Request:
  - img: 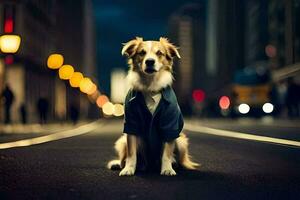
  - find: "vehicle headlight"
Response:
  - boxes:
[238,103,250,114]
[262,103,274,113]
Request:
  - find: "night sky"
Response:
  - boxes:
[92,0,205,93]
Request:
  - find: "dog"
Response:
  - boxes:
[107,37,199,176]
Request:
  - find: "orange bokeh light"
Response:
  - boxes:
[96,95,109,108]
[58,65,74,80]
[69,72,83,87]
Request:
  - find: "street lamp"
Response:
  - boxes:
[69,72,83,88]
[86,83,97,95]
[0,34,21,123]
[79,77,94,94]
[47,54,64,69]
[0,34,21,53]
[58,65,74,80]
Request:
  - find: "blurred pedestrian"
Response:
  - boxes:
[1,84,15,124]
[37,97,49,124]
[70,104,79,124]
[276,81,287,117]
[286,78,300,118]
[20,103,27,124]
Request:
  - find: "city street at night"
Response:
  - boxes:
[1,0,300,199]
[1,119,300,200]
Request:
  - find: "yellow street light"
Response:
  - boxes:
[0,34,21,53]
[58,65,74,80]
[79,77,93,93]
[96,95,109,108]
[102,102,114,116]
[69,72,83,87]
[113,104,124,117]
[47,54,64,69]
[86,83,97,95]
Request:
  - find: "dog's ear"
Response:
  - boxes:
[159,37,181,59]
[121,37,143,57]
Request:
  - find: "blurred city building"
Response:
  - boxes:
[0,0,97,123]
[55,0,98,120]
[168,1,244,115]
[169,0,300,116]
[267,0,300,82]
[168,3,206,114]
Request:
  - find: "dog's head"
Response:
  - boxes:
[121,37,181,75]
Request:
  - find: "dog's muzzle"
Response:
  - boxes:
[145,59,157,74]
[145,67,157,74]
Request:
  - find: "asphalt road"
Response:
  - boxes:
[1,119,300,200]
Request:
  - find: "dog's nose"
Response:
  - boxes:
[145,59,155,67]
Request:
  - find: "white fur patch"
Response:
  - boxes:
[107,160,120,169]
[127,70,173,92]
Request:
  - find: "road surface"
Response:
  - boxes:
[1,119,300,199]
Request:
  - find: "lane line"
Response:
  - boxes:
[184,123,300,148]
[0,120,101,150]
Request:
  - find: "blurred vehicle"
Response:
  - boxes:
[231,63,275,117]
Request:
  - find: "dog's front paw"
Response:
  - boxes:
[119,166,135,176]
[160,168,176,176]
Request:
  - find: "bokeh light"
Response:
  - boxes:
[238,103,250,114]
[79,77,93,93]
[102,102,114,116]
[96,95,109,108]
[69,72,83,87]
[265,44,277,58]
[262,103,274,113]
[86,83,97,95]
[192,89,205,103]
[219,96,230,110]
[59,65,74,80]
[0,34,21,53]
[47,54,64,69]
[113,104,124,117]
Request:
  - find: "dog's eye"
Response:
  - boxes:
[139,50,146,56]
[156,50,163,56]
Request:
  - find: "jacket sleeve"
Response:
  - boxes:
[159,103,184,142]
[123,91,139,135]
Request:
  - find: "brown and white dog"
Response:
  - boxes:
[107,37,199,176]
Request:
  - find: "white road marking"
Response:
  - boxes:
[184,123,300,148]
[0,121,101,150]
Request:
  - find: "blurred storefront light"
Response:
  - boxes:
[111,69,127,103]
[58,65,74,80]
[113,104,124,117]
[47,54,64,69]
[0,34,21,53]
[96,95,109,108]
[102,102,114,116]
[69,72,83,87]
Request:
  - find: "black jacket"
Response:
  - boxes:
[123,86,184,170]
